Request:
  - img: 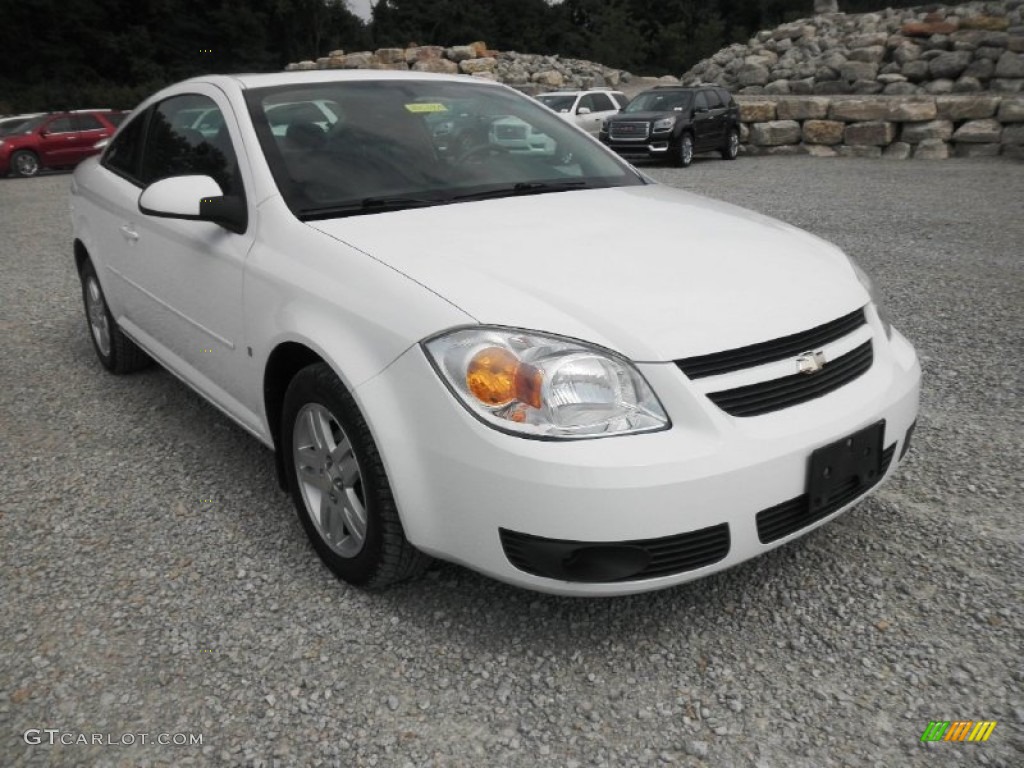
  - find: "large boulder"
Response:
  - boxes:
[829,98,890,121]
[914,138,950,158]
[994,52,1024,77]
[749,120,801,145]
[900,119,954,142]
[935,94,1000,119]
[844,120,897,146]
[460,57,496,74]
[997,97,1024,121]
[802,119,845,144]
[959,16,1010,32]
[412,58,459,74]
[840,61,879,83]
[929,51,973,79]
[952,118,1003,142]
[738,63,772,87]
[902,22,959,38]
[887,99,938,121]
[738,100,777,122]
[776,96,830,120]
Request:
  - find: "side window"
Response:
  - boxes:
[612,92,630,109]
[141,94,240,197]
[705,90,722,109]
[694,92,709,111]
[591,93,615,112]
[717,89,735,108]
[76,114,105,131]
[102,109,148,182]
[47,117,75,134]
[577,94,596,113]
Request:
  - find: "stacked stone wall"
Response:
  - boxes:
[736,94,1024,158]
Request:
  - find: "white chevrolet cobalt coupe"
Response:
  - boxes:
[70,71,920,595]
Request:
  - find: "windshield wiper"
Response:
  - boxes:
[451,180,594,202]
[297,196,444,221]
[298,182,598,220]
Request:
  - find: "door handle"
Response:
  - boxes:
[119,224,139,242]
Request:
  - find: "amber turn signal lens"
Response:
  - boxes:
[466,347,543,409]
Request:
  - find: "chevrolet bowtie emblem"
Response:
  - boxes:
[796,350,827,374]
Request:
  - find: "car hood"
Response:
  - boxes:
[609,111,678,122]
[308,184,867,361]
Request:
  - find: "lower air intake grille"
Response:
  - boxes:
[756,443,895,544]
[500,524,730,583]
[707,341,873,417]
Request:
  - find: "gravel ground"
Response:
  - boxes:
[1,157,1021,768]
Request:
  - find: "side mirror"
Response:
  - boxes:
[138,175,247,234]
[695,105,709,114]
[577,106,592,115]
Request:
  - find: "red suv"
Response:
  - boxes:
[0,110,126,178]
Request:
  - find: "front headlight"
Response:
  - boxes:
[653,117,676,132]
[424,327,670,439]
[850,259,893,339]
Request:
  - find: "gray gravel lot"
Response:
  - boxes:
[1,157,1022,768]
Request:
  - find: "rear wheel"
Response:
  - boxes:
[79,258,152,373]
[721,128,740,160]
[281,363,430,589]
[11,150,40,178]
[675,133,694,168]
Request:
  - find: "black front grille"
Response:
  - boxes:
[707,341,873,417]
[609,121,650,140]
[756,443,895,543]
[500,523,730,583]
[677,309,866,379]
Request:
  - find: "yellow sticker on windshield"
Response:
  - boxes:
[405,103,448,113]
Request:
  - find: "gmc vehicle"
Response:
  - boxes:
[600,85,740,167]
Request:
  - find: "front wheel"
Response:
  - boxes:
[11,150,40,177]
[675,133,694,168]
[721,128,740,160]
[281,363,430,589]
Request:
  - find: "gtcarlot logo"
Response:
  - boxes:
[24,729,203,746]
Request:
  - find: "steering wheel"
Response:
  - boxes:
[454,143,513,166]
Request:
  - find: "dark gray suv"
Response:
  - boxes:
[599,86,740,167]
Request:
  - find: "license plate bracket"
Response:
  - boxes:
[807,421,885,513]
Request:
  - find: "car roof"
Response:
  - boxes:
[178,70,504,92]
[539,89,622,96]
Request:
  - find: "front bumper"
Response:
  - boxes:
[355,325,920,596]
[600,134,673,158]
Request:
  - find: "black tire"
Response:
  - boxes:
[721,128,740,160]
[79,258,152,374]
[674,133,694,168]
[11,149,40,178]
[281,363,430,589]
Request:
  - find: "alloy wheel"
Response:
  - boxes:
[15,152,39,177]
[292,402,367,558]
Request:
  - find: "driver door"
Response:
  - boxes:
[119,87,259,429]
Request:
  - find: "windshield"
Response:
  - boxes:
[246,79,644,219]
[537,94,576,112]
[1,115,46,135]
[623,91,692,113]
